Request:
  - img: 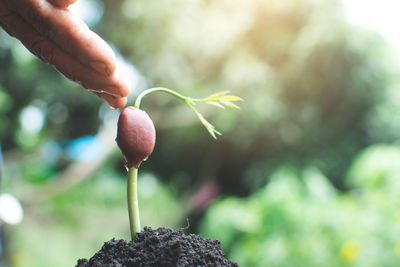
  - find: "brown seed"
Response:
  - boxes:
[115,107,156,169]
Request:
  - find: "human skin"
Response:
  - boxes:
[0,0,129,108]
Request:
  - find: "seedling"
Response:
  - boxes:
[115,87,242,240]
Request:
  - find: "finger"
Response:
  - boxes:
[86,71,130,97]
[0,11,129,97]
[93,92,127,109]
[48,0,78,8]
[8,0,116,77]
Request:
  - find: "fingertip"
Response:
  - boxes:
[119,82,130,98]
[113,96,128,109]
[94,92,127,109]
[111,70,131,97]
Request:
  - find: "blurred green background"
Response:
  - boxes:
[1,0,400,266]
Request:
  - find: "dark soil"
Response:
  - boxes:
[76,227,238,267]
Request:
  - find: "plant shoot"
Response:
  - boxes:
[116,87,242,240]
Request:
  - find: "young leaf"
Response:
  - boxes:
[220,95,244,102]
[207,91,230,99]
[189,104,222,139]
[206,101,226,109]
[221,100,241,109]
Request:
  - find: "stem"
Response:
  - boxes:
[127,167,140,240]
[134,87,209,109]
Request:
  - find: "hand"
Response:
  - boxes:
[0,0,129,108]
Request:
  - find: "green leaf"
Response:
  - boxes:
[220,95,244,102]
[206,101,226,109]
[197,112,222,139]
[221,100,241,109]
[189,104,222,139]
[207,91,230,99]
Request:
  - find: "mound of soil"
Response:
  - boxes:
[76,227,238,267]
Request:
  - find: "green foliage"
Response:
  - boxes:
[346,144,400,191]
[187,90,243,138]
[200,145,400,267]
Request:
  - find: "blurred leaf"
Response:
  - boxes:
[0,88,13,113]
[346,144,400,190]
[201,159,400,266]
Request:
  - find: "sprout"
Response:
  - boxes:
[116,87,242,240]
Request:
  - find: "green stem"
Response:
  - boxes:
[134,87,209,109]
[127,167,140,240]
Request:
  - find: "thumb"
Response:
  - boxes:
[48,0,78,8]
